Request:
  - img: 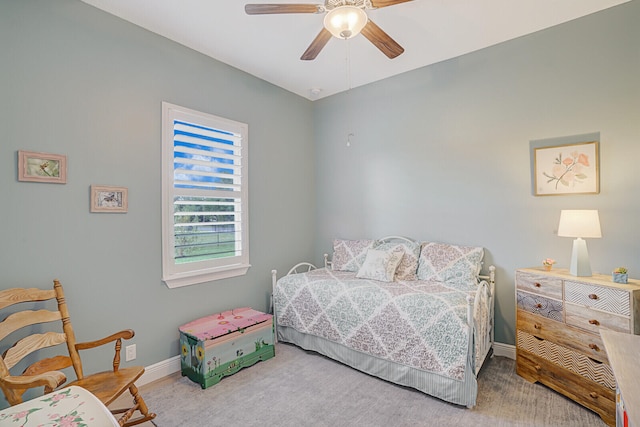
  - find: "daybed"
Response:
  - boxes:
[271,236,495,407]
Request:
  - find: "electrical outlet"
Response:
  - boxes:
[125,344,136,362]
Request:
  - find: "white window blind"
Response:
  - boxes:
[162,102,249,288]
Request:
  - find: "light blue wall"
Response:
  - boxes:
[313,1,640,345]
[1,0,639,403]
[0,0,315,385]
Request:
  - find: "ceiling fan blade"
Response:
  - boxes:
[370,0,412,8]
[360,19,404,59]
[245,4,321,15]
[301,28,332,60]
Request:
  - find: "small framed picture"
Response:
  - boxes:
[18,150,67,184]
[90,185,128,213]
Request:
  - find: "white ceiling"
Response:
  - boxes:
[80,0,629,100]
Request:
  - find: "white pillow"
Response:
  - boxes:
[374,241,420,281]
[356,248,404,282]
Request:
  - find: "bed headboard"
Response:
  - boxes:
[377,236,419,245]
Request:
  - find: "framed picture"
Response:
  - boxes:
[532,141,599,196]
[18,150,67,184]
[90,185,128,213]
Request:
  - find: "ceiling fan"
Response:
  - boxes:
[245,0,412,60]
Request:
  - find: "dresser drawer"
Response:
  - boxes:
[565,281,630,316]
[517,291,563,322]
[516,270,562,300]
[516,349,616,427]
[517,310,608,363]
[565,303,631,334]
[517,330,615,390]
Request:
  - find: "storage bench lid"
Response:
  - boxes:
[179,307,272,341]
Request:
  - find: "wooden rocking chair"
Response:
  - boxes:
[0,280,156,427]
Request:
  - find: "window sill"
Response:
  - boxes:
[163,264,251,289]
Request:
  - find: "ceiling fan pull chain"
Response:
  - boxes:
[345,39,355,147]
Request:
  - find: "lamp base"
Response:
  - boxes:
[569,237,592,277]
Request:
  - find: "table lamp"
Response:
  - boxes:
[557,210,602,276]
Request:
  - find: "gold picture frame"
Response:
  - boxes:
[533,141,599,196]
[90,185,128,213]
[18,150,67,184]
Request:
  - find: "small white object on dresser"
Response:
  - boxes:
[515,267,640,427]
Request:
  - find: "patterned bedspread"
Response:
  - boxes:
[274,268,478,381]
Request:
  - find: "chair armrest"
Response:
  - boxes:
[75,330,135,372]
[1,371,67,404]
[75,329,135,351]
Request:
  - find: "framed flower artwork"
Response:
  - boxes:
[532,141,599,196]
[18,150,67,184]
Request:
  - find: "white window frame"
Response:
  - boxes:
[161,102,249,288]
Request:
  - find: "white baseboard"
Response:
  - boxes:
[139,355,181,387]
[493,341,516,359]
[138,341,517,386]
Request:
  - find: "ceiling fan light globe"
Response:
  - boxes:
[324,6,367,40]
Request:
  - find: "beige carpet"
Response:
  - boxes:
[140,342,607,427]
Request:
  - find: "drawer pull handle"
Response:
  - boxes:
[588,357,603,365]
[588,319,600,326]
[589,343,600,351]
[590,392,598,399]
[534,282,541,287]
[588,293,598,300]
[535,303,543,309]
[534,323,542,330]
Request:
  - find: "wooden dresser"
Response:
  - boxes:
[515,267,640,427]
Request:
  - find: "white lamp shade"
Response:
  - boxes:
[557,210,602,277]
[324,6,367,39]
[557,210,602,238]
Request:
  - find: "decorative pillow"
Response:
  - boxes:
[332,239,376,272]
[374,241,420,281]
[356,248,404,282]
[417,242,484,284]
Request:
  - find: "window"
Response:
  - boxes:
[162,102,249,288]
